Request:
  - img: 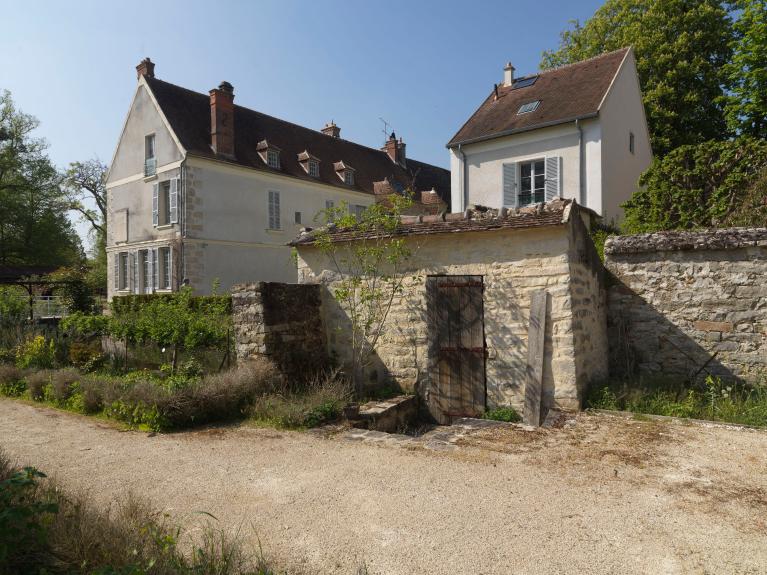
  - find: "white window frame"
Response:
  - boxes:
[308,160,320,177]
[159,247,171,290]
[144,134,156,176]
[518,159,546,206]
[344,170,354,185]
[294,211,302,225]
[139,250,151,293]
[350,204,366,219]
[267,149,280,169]
[159,181,171,225]
[517,101,540,115]
[268,190,281,230]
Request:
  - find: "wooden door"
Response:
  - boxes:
[427,275,486,424]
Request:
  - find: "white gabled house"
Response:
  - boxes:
[104,59,450,299]
[447,47,652,223]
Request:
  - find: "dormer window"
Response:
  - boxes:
[333,161,355,186]
[298,150,320,177]
[257,140,281,169]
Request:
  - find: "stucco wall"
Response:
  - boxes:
[297,215,606,412]
[599,51,653,224]
[605,229,767,383]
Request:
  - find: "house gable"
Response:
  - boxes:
[107,81,185,184]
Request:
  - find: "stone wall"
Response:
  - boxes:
[605,229,767,383]
[231,282,328,379]
[296,209,606,412]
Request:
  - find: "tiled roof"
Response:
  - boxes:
[145,77,450,207]
[447,48,630,146]
[291,198,576,246]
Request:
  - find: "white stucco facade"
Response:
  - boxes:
[105,78,375,299]
[450,50,651,224]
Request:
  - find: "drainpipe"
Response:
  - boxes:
[179,159,186,290]
[575,119,584,205]
[457,143,467,211]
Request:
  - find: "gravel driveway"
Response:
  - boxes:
[1,399,766,575]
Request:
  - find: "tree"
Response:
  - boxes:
[622,137,767,232]
[541,0,734,156]
[725,0,767,138]
[313,195,417,393]
[0,90,81,267]
[62,158,108,291]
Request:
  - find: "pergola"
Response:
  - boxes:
[0,266,71,321]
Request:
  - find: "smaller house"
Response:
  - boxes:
[447,48,651,223]
[292,198,607,423]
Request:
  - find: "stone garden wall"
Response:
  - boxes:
[604,229,767,383]
[231,282,328,380]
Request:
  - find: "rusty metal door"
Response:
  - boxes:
[427,275,486,424]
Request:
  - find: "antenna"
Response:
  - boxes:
[379,117,393,144]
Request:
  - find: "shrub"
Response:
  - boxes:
[15,335,55,369]
[50,368,80,403]
[26,370,52,401]
[80,376,109,414]
[482,406,522,423]
[249,371,351,429]
[68,341,104,372]
[0,364,25,397]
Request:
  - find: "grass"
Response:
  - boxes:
[0,448,277,575]
[482,406,522,423]
[0,360,351,433]
[586,375,767,427]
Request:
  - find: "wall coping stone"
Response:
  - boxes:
[605,228,767,255]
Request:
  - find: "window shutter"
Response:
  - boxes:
[268,191,280,229]
[152,183,159,227]
[168,247,173,289]
[113,253,119,290]
[545,156,561,201]
[502,163,518,207]
[129,252,137,293]
[169,178,179,223]
[147,248,155,291]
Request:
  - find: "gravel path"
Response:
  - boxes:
[2,399,766,575]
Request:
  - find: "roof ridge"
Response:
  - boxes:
[535,46,631,77]
[146,77,447,172]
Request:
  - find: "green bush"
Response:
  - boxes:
[50,368,80,403]
[482,406,522,423]
[15,335,55,369]
[26,370,52,401]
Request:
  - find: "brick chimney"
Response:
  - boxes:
[503,62,515,87]
[321,122,340,138]
[136,58,155,80]
[383,132,406,167]
[209,81,235,158]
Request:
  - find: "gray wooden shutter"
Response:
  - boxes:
[152,183,159,227]
[268,191,280,229]
[169,178,179,223]
[168,247,173,289]
[113,253,119,290]
[545,156,561,201]
[130,252,137,293]
[502,162,518,207]
[152,248,159,290]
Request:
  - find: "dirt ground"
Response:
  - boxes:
[1,399,766,575]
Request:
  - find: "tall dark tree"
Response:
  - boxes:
[541,0,734,156]
[725,0,767,138]
[0,90,82,267]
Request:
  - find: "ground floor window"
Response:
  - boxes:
[118,252,129,290]
[159,247,171,290]
[519,159,545,206]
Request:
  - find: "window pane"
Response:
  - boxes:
[521,176,531,192]
[534,174,545,190]
[534,160,544,174]
[521,163,531,178]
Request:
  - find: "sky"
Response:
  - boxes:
[0,0,603,249]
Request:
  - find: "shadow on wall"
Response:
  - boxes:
[608,278,738,385]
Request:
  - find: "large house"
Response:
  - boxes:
[447,47,651,223]
[105,59,450,299]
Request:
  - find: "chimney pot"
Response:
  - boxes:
[136,57,155,80]
[383,132,406,167]
[503,62,515,87]
[209,82,235,158]
[321,122,341,138]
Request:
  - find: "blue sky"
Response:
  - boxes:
[0,0,602,247]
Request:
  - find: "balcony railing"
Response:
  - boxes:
[32,296,67,319]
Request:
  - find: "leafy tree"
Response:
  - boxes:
[725,167,767,227]
[623,137,767,232]
[62,159,108,292]
[312,195,417,393]
[541,0,734,156]
[725,0,767,138]
[0,90,81,267]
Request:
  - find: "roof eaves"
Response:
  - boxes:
[446,112,599,148]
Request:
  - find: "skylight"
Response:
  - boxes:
[512,75,538,89]
[517,101,541,115]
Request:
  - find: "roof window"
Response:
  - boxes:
[517,101,541,115]
[512,76,538,89]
